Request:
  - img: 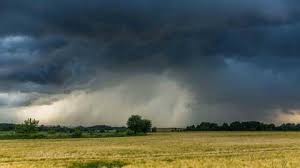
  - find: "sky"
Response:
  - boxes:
[1,0,300,127]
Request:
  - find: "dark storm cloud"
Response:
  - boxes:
[1,0,300,124]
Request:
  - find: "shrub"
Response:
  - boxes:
[152,127,157,132]
[15,118,39,134]
[71,129,82,138]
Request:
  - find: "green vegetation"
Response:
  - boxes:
[126,115,152,134]
[0,131,131,140]
[0,115,152,140]
[15,118,39,134]
[187,121,300,131]
[69,161,127,168]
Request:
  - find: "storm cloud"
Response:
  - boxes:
[1,0,300,126]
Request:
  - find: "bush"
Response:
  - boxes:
[152,127,157,132]
[48,129,56,134]
[71,129,82,138]
[15,118,39,134]
[126,129,135,136]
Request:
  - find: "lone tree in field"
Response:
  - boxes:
[127,115,152,134]
[16,118,39,134]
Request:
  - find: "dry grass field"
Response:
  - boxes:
[1,132,300,168]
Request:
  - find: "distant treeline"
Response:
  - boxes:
[3,121,300,133]
[0,123,126,133]
[186,121,300,131]
[0,116,152,139]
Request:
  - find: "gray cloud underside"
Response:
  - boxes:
[1,0,300,125]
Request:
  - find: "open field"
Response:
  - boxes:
[1,132,300,168]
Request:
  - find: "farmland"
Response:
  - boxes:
[1,132,300,168]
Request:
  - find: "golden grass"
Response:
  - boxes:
[1,132,300,168]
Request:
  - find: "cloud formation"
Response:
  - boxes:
[1,0,300,126]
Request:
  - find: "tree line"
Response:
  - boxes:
[186,121,300,131]
[0,115,152,139]
[3,119,300,136]
[0,122,126,133]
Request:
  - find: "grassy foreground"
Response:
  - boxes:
[1,132,300,168]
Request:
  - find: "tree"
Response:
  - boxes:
[142,119,152,133]
[127,115,144,134]
[127,115,152,134]
[221,123,230,131]
[16,118,39,134]
[0,123,15,131]
[230,121,242,131]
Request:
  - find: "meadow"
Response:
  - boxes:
[1,132,300,168]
